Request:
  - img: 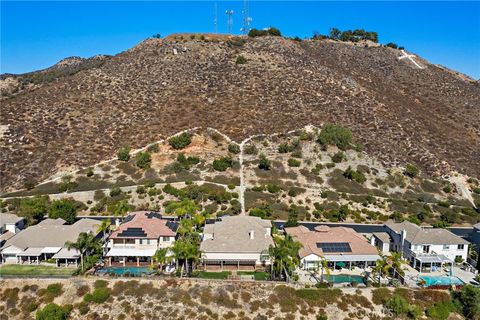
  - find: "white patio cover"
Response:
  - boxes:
[17,247,44,256]
[52,248,80,259]
[106,247,156,257]
[41,247,62,254]
[324,254,380,262]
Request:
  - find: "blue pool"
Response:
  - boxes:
[97,266,154,276]
[324,274,365,284]
[419,276,464,287]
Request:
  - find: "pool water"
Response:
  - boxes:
[97,266,154,276]
[323,274,365,284]
[419,276,464,287]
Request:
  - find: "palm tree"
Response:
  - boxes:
[387,252,405,279]
[112,200,131,225]
[95,219,111,254]
[153,247,171,273]
[316,257,330,282]
[372,255,391,284]
[65,232,101,272]
[269,234,302,281]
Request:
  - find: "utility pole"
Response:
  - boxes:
[213,2,218,33]
[226,10,234,34]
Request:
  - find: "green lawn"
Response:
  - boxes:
[0,264,75,276]
[238,271,269,281]
[197,271,231,279]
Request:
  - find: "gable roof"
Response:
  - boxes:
[109,211,176,239]
[200,216,273,253]
[0,213,24,226]
[0,218,100,252]
[285,225,378,259]
[385,221,469,245]
[38,218,66,226]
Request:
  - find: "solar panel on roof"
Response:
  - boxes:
[123,215,134,223]
[117,227,147,237]
[166,221,178,231]
[316,242,352,253]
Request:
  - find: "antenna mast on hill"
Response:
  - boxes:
[226,10,234,34]
[214,2,218,33]
[241,0,252,35]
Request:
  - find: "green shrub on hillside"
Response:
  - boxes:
[168,133,192,150]
[317,124,353,150]
[288,158,301,167]
[212,157,233,171]
[228,143,240,154]
[236,55,248,64]
[36,303,70,320]
[331,151,346,163]
[343,166,366,184]
[135,152,152,169]
[404,164,419,178]
[117,146,131,161]
[258,154,271,170]
[84,287,111,304]
[248,27,281,37]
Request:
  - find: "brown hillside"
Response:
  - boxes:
[1,34,479,192]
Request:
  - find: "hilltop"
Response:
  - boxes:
[1,33,479,193]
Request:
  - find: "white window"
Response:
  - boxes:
[458,244,464,250]
[162,236,170,242]
[443,245,450,250]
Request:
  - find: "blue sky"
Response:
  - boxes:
[1,1,480,78]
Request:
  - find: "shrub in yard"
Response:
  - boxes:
[236,55,247,64]
[386,294,410,316]
[109,187,122,197]
[117,146,131,161]
[135,152,152,169]
[35,303,69,320]
[426,300,457,320]
[212,157,233,171]
[84,287,111,304]
[288,158,301,167]
[249,204,272,219]
[48,199,79,224]
[94,280,108,289]
[228,143,240,154]
[168,133,192,150]
[258,154,271,170]
[404,164,419,178]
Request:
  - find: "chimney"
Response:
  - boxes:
[249,230,254,239]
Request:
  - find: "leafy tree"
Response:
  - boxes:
[13,195,50,225]
[248,27,281,37]
[343,166,366,184]
[454,285,480,319]
[48,198,78,224]
[404,164,419,178]
[153,247,171,272]
[112,199,132,217]
[317,124,354,150]
[135,151,152,169]
[165,198,199,216]
[329,28,341,40]
[168,133,192,150]
[36,303,70,320]
[117,146,131,161]
[285,206,299,227]
[95,219,111,254]
[65,232,101,273]
[249,204,272,219]
[385,42,398,49]
[258,154,271,170]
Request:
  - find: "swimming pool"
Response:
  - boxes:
[323,274,365,284]
[97,266,154,276]
[419,275,464,287]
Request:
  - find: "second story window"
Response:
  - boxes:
[162,236,170,242]
[458,244,464,250]
[443,245,450,250]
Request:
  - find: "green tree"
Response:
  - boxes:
[315,257,330,282]
[258,154,271,170]
[48,198,78,224]
[95,219,111,254]
[317,124,353,150]
[36,303,69,320]
[165,199,199,216]
[135,151,152,169]
[372,255,391,284]
[65,232,101,273]
[285,206,299,227]
[454,285,480,319]
[228,143,240,154]
[268,234,302,281]
[329,28,341,40]
[117,146,131,161]
[236,55,247,64]
[15,195,50,225]
[212,157,233,171]
[112,199,131,217]
[153,247,171,272]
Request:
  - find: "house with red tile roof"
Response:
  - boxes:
[105,211,177,266]
[285,225,380,271]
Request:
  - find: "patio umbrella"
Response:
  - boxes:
[336,262,346,268]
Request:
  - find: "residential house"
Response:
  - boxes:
[285,225,380,270]
[0,218,101,266]
[374,221,470,272]
[105,211,177,267]
[200,216,274,271]
[0,213,26,247]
